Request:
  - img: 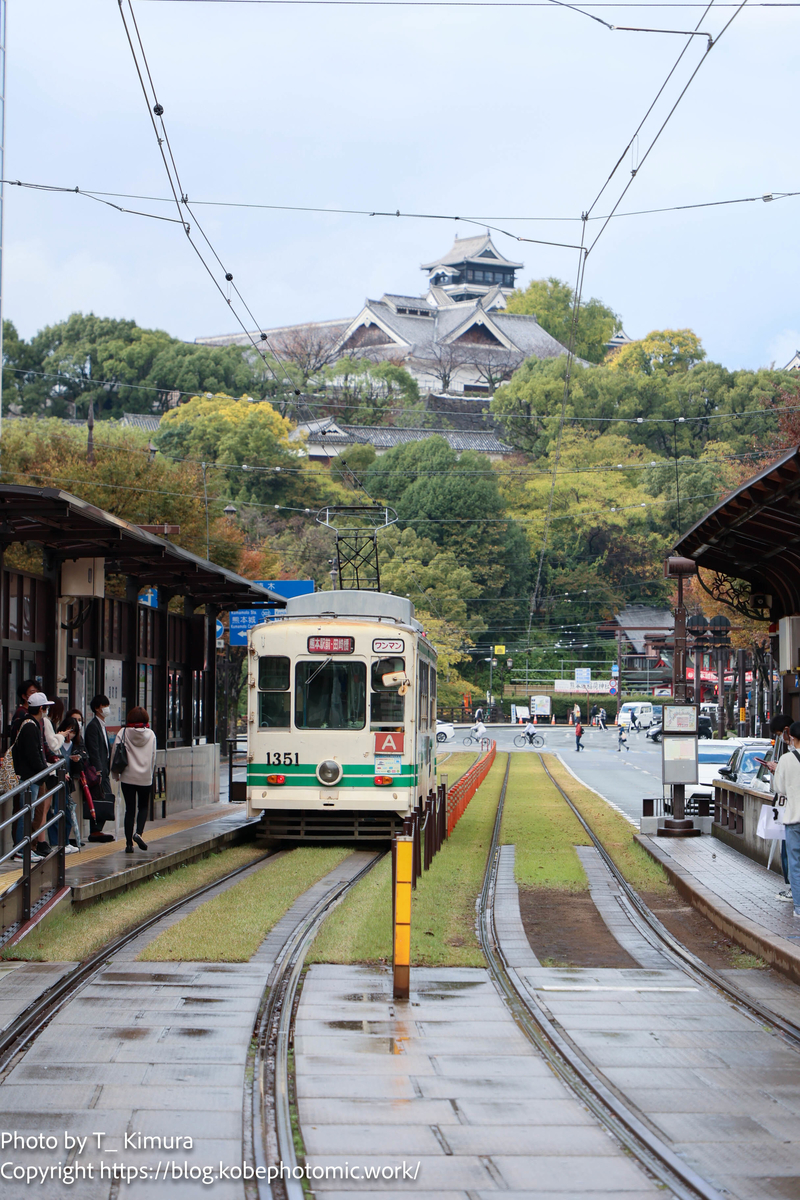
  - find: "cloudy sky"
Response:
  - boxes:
[6,0,798,369]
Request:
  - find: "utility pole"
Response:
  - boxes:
[87,401,95,464]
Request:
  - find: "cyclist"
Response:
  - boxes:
[523,719,538,745]
[471,719,488,742]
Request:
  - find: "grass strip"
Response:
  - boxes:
[140,845,352,962]
[308,754,509,967]
[2,844,266,963]
[436,751,477,785]
[544,754,670,894]
[501,753,590,890]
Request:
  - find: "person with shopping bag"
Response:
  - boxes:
[110,706,157,853]
[769,720,800,918]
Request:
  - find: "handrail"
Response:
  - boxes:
[0,760,69,940]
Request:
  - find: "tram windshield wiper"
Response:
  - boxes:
[304,656,332,689]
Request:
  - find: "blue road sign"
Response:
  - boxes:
[216,619,224,641]
[139,587,158,608]
[574,668,592,684]
[611,663,619,676]
[229,580,315,646]
[609,683,618,696]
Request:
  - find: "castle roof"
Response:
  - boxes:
[421,234,523,272]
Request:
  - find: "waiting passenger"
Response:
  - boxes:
[11,692,53,860]
[83,694,115,842]
[111,706,157,854]
[58,716,88,852]
[770,720,800,919]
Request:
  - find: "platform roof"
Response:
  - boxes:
[674,446,800,619]
[0,485,285,610]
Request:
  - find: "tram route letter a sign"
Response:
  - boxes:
[375,731,404,753]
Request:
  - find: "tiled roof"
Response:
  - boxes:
[121,413,162,432]
[341,425,512,454]
[421,234,523,271]
[613,606,674,654]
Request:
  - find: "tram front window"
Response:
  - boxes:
[371,657,405,726]
[258,655,291,727]
[295,659,366,729]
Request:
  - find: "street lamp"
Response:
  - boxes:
[687,613,708,709]
[709,614,731,738]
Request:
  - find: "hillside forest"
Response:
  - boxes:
[3,288,799,704]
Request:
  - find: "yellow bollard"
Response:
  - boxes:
[393,836,413,1000]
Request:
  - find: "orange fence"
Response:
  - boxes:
[446,740,497,835]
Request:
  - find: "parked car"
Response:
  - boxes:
[687,740,745,806]
[717,739,773,791]
[646,713,713,743]
[436,719,455,744]
[618,702,655,729]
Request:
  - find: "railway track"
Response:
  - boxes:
[246,850,384,1200]
[0,843,384,1200]
[478,753,800,1200]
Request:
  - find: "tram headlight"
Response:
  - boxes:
[316,759,343,786]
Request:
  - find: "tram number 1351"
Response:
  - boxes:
[264,752,301,765]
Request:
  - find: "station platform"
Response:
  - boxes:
[1,790,257,923]
[639,831,800,985]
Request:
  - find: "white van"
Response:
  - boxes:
[618,702,654,729]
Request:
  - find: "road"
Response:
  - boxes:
[447,723,664,825]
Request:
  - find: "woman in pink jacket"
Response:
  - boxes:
[110,706,157,853]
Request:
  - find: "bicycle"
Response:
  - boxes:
[513,733,545,749]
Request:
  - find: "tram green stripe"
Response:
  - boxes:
[248,763,419,788]
[248,763,414,776]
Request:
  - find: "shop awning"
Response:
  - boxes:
[0,485,286,610]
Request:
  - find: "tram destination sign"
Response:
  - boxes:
[308,636,354,653]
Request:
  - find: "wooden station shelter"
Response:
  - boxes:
[674,444,800,717]
[0,484,283,751]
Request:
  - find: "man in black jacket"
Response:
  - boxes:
[84,694,114,842]
[11,692,52,860]
[9,678,39,742]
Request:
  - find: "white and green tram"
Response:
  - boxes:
[246,590,438,840]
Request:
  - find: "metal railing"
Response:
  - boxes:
[447,741,497,835]
[400,783,449,889]
[0,763,68,943]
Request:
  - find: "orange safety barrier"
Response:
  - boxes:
[446,740,497,835]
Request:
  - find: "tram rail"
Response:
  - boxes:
[538,754,800,1048]
[481,755,727,1200]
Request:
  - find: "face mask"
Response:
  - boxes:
[100,707,110,719]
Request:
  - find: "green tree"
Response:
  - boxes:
[608,329,705,376]
[2,314,278,420]
[317,358,421,424]
[505,277,620,364]
[155,393,322,509]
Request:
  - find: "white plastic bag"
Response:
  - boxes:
[757,801,786,841]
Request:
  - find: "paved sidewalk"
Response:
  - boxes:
[295,964,666,1199]
[640,832,800,983]
[574,845,669,970]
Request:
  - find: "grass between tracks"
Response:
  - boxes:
[141,845,353,961]
[1,844,266,963]
[500,753,590,890]
[543,754,669,894]
[436,751,477,785]
[308,755,508,967]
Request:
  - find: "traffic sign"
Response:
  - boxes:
[609,683,618,696]
[575,668,591,684]
[494,644,506,655]
[216,619,224,641]
[611,663,619,676]
[230,579,315,645]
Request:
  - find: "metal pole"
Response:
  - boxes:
[718,646,726,740]
[737,648,746,737]
[672,576,686,820]
[0,1,6,445]
[202,462,210,560]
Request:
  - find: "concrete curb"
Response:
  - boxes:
[71,819,259,905]
[635,832,800,986]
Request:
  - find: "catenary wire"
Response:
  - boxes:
[6,176,798,228]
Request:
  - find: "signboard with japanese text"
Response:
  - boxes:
[229,579,315,646]
[663,706,698,734]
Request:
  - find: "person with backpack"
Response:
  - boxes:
[11,692,53,860]
[110,706,157,853]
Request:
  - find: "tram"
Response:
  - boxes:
[246,589,438,840]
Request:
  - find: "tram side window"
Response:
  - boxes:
[429,668,437,728]
[371,657,405,726]
[418,661,429,731]
[258,656,291,728]
[295,660,366,729]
